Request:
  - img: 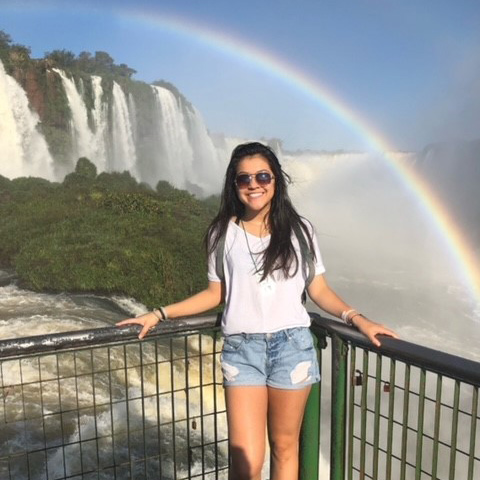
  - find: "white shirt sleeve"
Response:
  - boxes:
[207,246,221,283]
[301,218,326,276]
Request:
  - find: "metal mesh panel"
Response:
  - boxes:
[347,348,479,480]
[2,313,479,480]
[0,329,228,480]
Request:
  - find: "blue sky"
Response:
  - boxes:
[1,0,479,151]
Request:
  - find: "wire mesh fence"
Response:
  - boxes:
[0,320,227,480]
[1,314,479,480]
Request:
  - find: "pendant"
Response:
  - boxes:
[260,276,275,294]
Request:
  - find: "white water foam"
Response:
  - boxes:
[0,283,121,341]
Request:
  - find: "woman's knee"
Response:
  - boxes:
[270,434,300,463]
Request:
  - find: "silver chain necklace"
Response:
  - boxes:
[241,220,264,276]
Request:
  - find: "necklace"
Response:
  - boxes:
[241,222,275,293]
[241,221,263,276]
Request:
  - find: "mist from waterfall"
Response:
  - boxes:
[285,150,480,360]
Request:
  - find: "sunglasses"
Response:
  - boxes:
[235,172,274,188]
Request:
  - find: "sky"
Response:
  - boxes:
[1,0,480,152]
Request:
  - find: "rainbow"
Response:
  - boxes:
[6,3,480,300]
[116,7,480,301]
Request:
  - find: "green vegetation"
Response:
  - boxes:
[0,159,220,308]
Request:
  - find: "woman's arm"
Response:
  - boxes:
[307,274,398,346]
[116,281,224,339]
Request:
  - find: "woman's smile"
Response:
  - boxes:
[235,155,275,218]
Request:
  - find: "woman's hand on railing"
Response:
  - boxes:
[352,316,399,347]
[116,312,161,339]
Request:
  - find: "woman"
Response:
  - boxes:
[117,142,398,480]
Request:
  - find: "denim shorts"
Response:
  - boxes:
[220,327,320,389]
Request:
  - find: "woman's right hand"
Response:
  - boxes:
[116,312,160,339]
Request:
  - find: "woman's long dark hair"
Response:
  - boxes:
[205,142,316,280]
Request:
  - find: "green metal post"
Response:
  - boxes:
[299,331,325,480]
[331,334,348,480]
[299,380,321,480]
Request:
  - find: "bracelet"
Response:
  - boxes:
[159,306,169,321]
[152,309,163,321]
[350,313,365,324]
[341,309,356,326]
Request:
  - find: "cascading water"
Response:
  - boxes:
[90,75,108,171]
[127,91,138,144]
[184,105,225,192]
[110,82,138,174]
[0,274,228,479]
[151,85,194,189]
[0,61,55,180]
[53,71,139,178]
[53,68,99,164]
[1,63,225,193]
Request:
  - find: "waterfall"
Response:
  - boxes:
[0,62,226,193]
[53,71,138,178]
[151,85,194,189]
[90,75,108,171]
[53,68,97,163]
[0,61,55,180]
[110,82,138,175]
[185,105,225,192]
[1,63,228,194]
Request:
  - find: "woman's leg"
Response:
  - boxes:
[225,386,268,480]
[267,386,311,480]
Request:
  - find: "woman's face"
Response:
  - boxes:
[235,155,275,218]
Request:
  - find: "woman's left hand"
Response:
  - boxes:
[352,316,399,347]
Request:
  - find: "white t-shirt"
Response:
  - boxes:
[208,220,325,335]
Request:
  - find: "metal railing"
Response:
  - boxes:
[0,313,479,479]
[0,316,228,480]
[311,314,480,480]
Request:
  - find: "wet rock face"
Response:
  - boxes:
[23,67,45,118]
[11,63,69,128]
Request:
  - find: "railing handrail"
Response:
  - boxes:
[310,313,480,387]
[1,311,479,386]
[1,311,478,480]
[0,313,221,358]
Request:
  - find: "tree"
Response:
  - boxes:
[77,51,95,73]
[95,171,139,191]
[94,51,115,74]
[45,49,77,68]
[75,157,97,179]
[63,157,97,188]
[9,45,31,63]
[116,63,137,78]
[0,30,12,63]
[0,30,12,50]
